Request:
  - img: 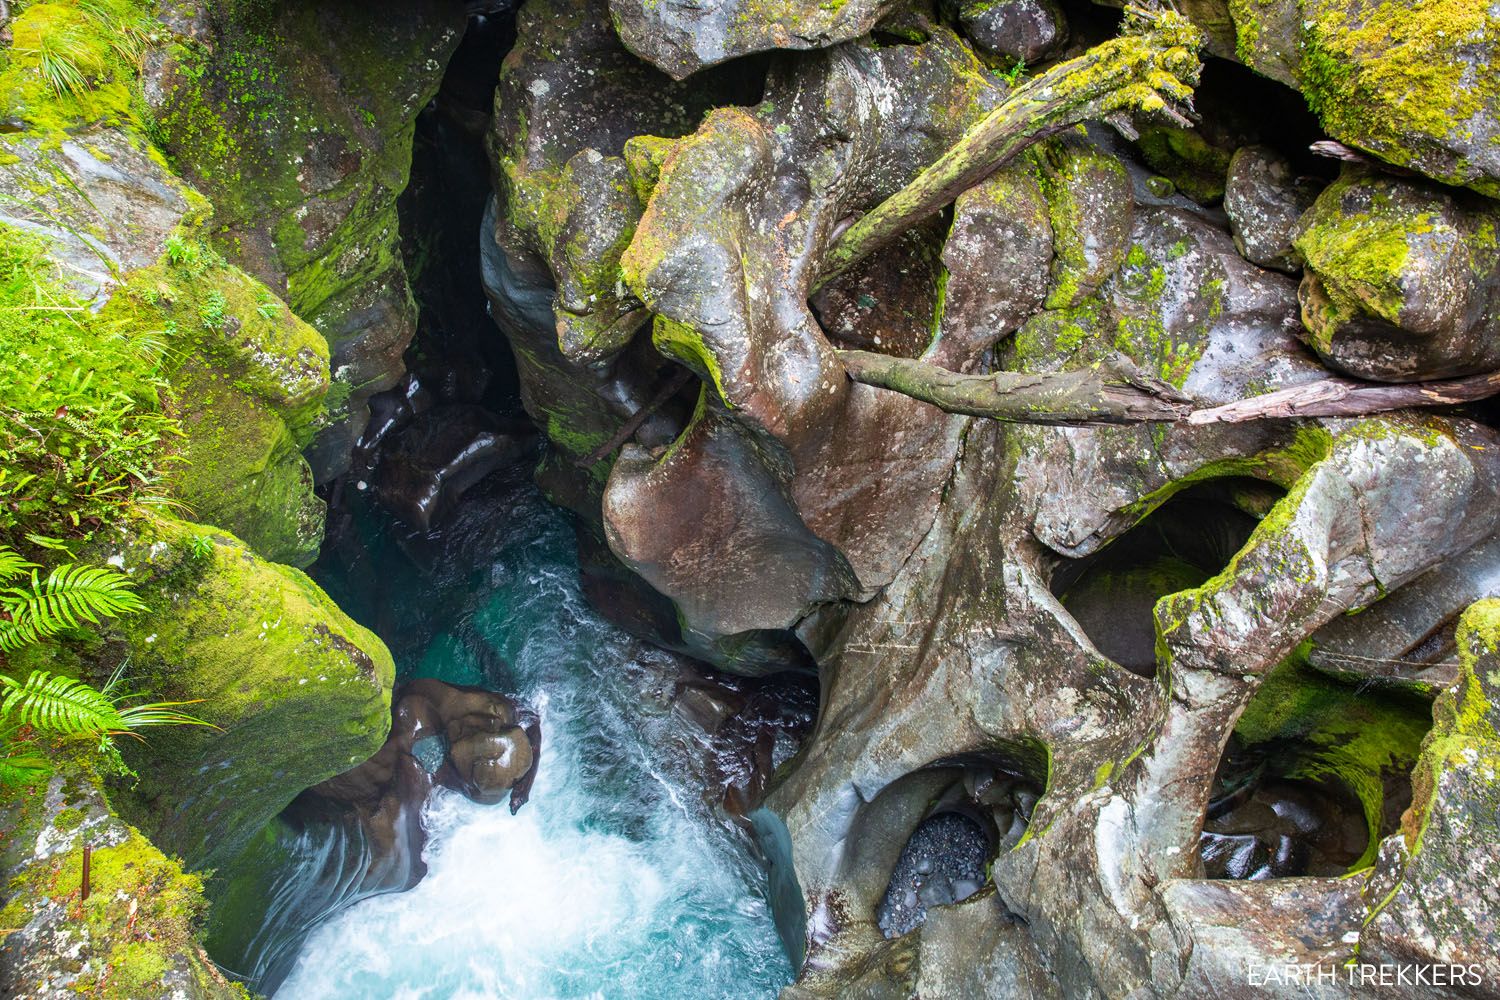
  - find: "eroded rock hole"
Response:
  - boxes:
[1198,656,1430,881]
[1050,481,1273,676]
[876,760,1042,939]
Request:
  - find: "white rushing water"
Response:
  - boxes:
[273,495,791,999]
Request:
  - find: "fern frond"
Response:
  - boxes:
[0,670,124,735]
[0,563,147,650]
[0,546,35,583]
[0,752,51,786]
[117,700,213,731]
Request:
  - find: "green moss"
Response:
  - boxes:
[52,806,86,832]
[1288,170,1487,357]
[623,134,679,205]
[652,315,730,405]
[1303,0,1494,192]
[1133,123,1232,203]
[1036,140,1132,309]
[102,515,394,873]
[1235,650,1431,870]
[101,244,330,566]
[0,759,244,999]
[1402,599,1500,850]
[0,0,152,147]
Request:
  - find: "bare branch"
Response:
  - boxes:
[1188,371,1500,424]
[573,366,696,467]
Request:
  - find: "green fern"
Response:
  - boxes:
[0,548,35,582]
[0,562,148,650]
[0,670,122,734]
[0,669,208,736]
[0,753,51,785]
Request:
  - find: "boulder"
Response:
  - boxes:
[953,0,1069,65]
[1223,145,1322,272]
[1228,0,1500,197]
[609,0,905,80]
[1292,168,1500,381]
[102,516,396,876]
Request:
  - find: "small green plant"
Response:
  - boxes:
[255,297,279,320]
[185,534,213,560]
[0,546,210,784]
[998,59,1028,86]
[163,234,195,267]
[76,0,155,69]
[35,28,94,98]
[198,289,228,330]
[0,225,178,545]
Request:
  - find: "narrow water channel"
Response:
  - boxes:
[260,480,793,998]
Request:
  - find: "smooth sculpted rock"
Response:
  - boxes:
[609,0,906,80]
[1292,168,1500,381]
[313,677,542,832]
[609,25,998,639]
[372,406,537,532]
[1358,600,1500,989]
[769,413,1500,997]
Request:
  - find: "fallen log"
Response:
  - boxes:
[838,348,1193,424]
[1188,371,1500,424]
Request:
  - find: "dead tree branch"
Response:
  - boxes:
[1188,371,1500,424]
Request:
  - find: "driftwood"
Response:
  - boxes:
[816,6,1202,289]
[1188,370,1500,424]
[838,349,1192,424]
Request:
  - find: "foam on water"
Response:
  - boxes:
[273,493,792,999]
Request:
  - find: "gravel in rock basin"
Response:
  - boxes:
[877,812,990,938]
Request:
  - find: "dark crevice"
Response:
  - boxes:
[1049,480,1273,677]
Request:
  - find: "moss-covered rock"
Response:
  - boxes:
[107,248,330,566]
[1234,652,1431,869]
[145,0,466,480]
[0,759,243,1000]
[1035,135,1134,309]
[1359,599,1500,982]
[98,515,394,876]
[1291,167,1500,381]
[1228,0,1500,196]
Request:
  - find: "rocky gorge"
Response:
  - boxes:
[0,0,1498,997]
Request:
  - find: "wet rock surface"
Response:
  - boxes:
[1293,168,1500,381]
[952,0,1068,65]
[43,0,1500,995]
[308,677,542,885]
[371,406,538,532]
[1223,144,1321,272]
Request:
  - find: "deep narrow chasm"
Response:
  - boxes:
[208,9,809,997]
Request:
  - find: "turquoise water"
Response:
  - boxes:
[271,487,793,999]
